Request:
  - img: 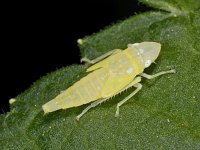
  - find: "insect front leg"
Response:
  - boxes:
[76,98,109,121]
[115,83,142,117]
[140,69,176,79]
[81,49,122,64]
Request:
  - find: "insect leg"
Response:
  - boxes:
[140,69,176,79]
[81,49,122,64]
[115,83,142,117]
[76,98,109,121]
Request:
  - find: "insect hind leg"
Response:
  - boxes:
[76,98,109,121]
[76,76,142,120]
[115,83,142,117]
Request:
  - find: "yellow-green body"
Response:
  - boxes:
[42,42,175,120]
[42,46,144,113]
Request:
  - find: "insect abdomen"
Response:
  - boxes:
[42,68,107,113]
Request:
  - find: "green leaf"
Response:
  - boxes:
[1,0,200,149]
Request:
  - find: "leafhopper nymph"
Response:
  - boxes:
[42,42,175,120]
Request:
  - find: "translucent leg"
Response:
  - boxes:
[76,77,141,120]
[81,49,121,64]
[115,83,142,117]
[76,98,109,121]
[140,69,176,79]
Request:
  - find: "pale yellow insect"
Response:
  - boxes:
[42,42,175,121]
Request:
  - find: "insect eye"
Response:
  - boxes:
[145,60,151,67]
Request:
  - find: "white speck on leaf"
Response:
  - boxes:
[9,98,16,105]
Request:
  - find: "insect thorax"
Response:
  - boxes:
[124,47,144,72]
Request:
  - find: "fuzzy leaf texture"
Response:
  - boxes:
[1,0,200,149]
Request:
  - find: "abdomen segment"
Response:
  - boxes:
[42,68,108,113]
